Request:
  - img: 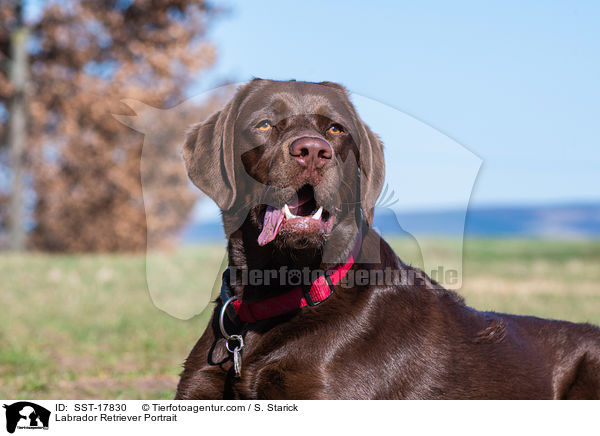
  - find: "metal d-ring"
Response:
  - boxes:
[225,335,244,353]
[219,295,244,377]
[219,295,240,340]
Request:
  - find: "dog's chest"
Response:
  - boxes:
[226,333,334,399]
[231,356,330,399]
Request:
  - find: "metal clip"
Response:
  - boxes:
[219,296,244,377]
[226,335,244,378]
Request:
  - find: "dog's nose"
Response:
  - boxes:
[289,137,332,169]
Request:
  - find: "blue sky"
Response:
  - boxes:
[190,0,599,211]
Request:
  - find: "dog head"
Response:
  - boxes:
[183,79,384,264]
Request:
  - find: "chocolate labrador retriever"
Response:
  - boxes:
[175,79,600,399]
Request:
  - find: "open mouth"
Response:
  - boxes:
[257,185,334,246]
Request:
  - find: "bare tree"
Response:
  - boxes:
[1,0,28,250]
[0,0,222,251]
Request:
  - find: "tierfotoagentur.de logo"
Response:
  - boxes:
[3,402,50,434]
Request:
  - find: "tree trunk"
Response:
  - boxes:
[8,6,29,251]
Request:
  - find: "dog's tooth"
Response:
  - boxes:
[284,204,295,219]
[312,206,323,220]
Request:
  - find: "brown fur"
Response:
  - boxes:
[176,79,600,399]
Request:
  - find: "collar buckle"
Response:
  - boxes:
[302,286,321,306]
[302,272,335,307]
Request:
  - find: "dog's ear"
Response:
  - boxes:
[357,122,385,226]
[182,103,236,210]
[182,82,258,211]
[320,81,384,226]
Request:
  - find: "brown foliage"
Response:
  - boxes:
[0,0,222,251]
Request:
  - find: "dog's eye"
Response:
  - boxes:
[256,120,272,131]
[328,124,343,135]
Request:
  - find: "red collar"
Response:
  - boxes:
[221,229,362,324]
[231,254,354,323]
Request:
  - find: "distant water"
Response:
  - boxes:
[179,203,600,243]
[387,203,600,238]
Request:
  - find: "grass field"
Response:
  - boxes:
[1,239,599,399]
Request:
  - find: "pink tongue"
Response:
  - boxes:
[257,206,285,246]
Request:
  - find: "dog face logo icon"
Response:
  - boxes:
[3,402,50,434]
